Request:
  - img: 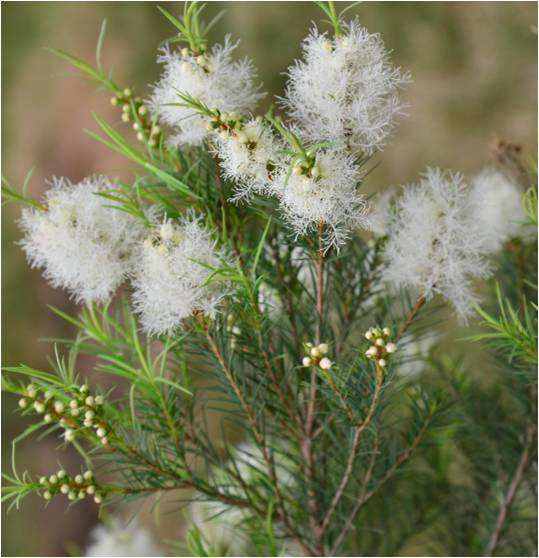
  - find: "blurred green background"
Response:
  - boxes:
[2,2,537,556]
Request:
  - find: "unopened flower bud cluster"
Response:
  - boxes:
[110,87,162,147]
[302,342,332,370]
[18,383,108,446]
[39,467,105,504]
[364,327,397,368]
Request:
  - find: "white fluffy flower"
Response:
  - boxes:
[19,176,146,304]
[282,20,410,155]
[384,168,492,320]
[214,118,281,201]
[85,518,161,557]
[149,39,264,146]
[370,187,397,236]
[271,149,370,249]
[131,216,229,335]
[470,167,529,252]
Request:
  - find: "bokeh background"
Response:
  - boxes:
[2,2,537,555]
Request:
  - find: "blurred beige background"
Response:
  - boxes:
[2,2,537,556]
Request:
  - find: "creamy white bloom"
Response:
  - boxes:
[384,168,492,320]
[131,216,229,335]
[470,167,529,252]
[370,187,397,236]
[282,20,410,155]
[149,39,264,146]
[19,176,146,304]
[214,118,281,201]
[271,149,370,249]
[85,518,161,557]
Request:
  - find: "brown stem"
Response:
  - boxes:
[331,411,433,554]
[397,294,426,341]
[484,423,536,556]
[318,364,384,538]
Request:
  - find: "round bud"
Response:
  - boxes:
[18,398,27,409]
[86,485,96,495]
[64,429,75,443]
[136,132,144,142]
[365,346,377,358]
[310,346,321,358]
[70,408,80,417]
[132,122,140,131]
[78,490,86,500]
[80,385,89,394]
[94,494,102,504]
[236,131,248,144]
[44,414,53,423]
[59,418,67,426]
[85,410,95,420]
[85,396,95,407]
[302,357,312,367]
[68,491,76,501]
[123,88,132,97]
[318,343,329,354]
[375,338,385,347]
[138,105,147,116]
[39,476,47,485]
[382,327,391,336]
[57,470,66,479]
[43,491,52,501]
[94,396,104,406]
[378,359,387,368]
[60,484,69,494]
[122,103,130,113]
[121,112,130,123]
[151,125,160,136]
[96,427,106,439]
[319,357,332,370]
[101,437,109,446]
[69,400,78,409]
[83,419,93,427]
[44,391,53,400]
[365,330,373,340]
[385,343,397,354]
[54,401,65,414]
[74,475,83,485]
[110,97,118,106]
[83,470,93,480]
[49,475,58,484]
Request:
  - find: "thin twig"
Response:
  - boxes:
[484,423,536,556]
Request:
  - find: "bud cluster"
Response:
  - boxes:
[110,87,162,147]
[38,467,105,504]
[302,342,332,370]
[180,46,212,74]
[364,327,397,368]
[292,150,322,183]
[206,109,247,139]
[18,383,108,446]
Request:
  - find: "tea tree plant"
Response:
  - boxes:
[3,3,536,556]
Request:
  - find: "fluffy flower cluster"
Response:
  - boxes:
[85,519,161,557]
[272,149,371,249]
[213,117,281,201]
[149,39,264,146]
[132,216,229,335]
[19,176,146,304]
[282,20,410,155]
[470,167,528,252]
[384,168,492,320]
